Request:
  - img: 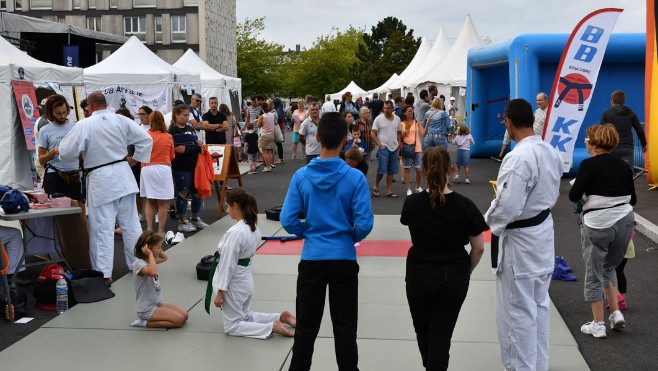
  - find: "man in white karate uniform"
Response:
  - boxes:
[485,98,562,371]
[59,92,152,282]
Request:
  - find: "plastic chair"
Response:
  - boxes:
[489,180,498,199]
[0,243,14,322]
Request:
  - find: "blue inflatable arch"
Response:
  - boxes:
[466,33,645,174]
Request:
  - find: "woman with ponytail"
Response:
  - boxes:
[211,188,296,339]
[400,146,488,370]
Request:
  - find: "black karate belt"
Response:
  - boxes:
[81,158,127,201]
[490,208,551,269]
[204,251,251,314]
[554,77,592,111]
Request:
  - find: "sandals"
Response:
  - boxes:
[371,188,380,197]
[385,192,398,198]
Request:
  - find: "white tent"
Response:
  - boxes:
[173,49,242,112]
[408,15,486,87]
[398,27,451,89]
[367,73,398,98]
[388,35,437,91]
[328,80,368,101]
[0,35,84,189]
[84,36,200,115]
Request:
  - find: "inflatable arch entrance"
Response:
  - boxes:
[466,33,645,175]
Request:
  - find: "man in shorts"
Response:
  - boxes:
[371,101,402,197]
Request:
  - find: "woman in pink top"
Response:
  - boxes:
[140,111,175,234]
[401,106,427,196]
[257,102,275,172]
[291,102,307,159]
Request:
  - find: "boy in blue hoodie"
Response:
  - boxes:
[281,111,374,371]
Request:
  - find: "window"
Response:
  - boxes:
[30,0,51,9]
[87,17,101,32]
[132,0,154,7]
[124,16,146,42]
[155,16,162,43]
[72,0,80,9]
[57,16,66,24]
[14,0,21,9]
[183,0,197,5]
[88,0,95,9]
[171,15,186,43]
[109,0,117,7]
[0,1,6,10]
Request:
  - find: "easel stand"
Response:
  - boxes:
[209,144,243,219]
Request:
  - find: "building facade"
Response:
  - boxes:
[0,0,236,76]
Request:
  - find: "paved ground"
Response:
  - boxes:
[3,132,658,370]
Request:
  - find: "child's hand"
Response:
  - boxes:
[141,245,152,257]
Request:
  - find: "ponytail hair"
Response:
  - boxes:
[421,147,452,208]
[134,230,165,260]
[226,188,258,232]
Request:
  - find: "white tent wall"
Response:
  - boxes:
[328,81,368,101]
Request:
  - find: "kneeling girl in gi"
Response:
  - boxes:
[212,189,296,338]
[131,231,189,328]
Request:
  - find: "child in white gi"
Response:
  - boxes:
[212,189,296,339]
[131,231,188,328]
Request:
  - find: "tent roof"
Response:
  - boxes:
[368,73,398,95]
[84,36,200,86]
[173,49,240,88]
[409,15,487,87]
[388,34,438,90]
[329,80,368,101]
[399,27,451,88]
[0,35,83,83]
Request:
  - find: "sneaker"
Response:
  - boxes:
[552,265,577,281]
[491,156,503,162]
[609,310,625,330]
[178,221,196,232]
[416,186,423,193]
[465,179,470,184]
[155,214,159,224]
[406,189,412,196]
[171,232,185,245]
[131,319,148,327]
[190,218,209,229]
[164,230,175,244]
[555,256,573,272]
[581,321,606,338]
[138,213,144,222]
[453,176,460,184]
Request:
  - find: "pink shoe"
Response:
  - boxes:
[606,294,626,311]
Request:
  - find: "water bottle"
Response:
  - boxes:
[56,275,68,314]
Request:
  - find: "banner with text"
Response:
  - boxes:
[100,85,170,118]
[11,80,40,150]
[543,8,623,173]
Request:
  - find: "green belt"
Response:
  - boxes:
[204,251,251,314]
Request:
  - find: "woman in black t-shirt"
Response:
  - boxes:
[401,146,487,371]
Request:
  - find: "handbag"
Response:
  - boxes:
[400,121,417,158]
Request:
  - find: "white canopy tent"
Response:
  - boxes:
[173,49,242,113]
[328,80,368,101]
[84,36,200,115]
[398,27,451,90]
[367,73,398,98]
[0,35,84,189]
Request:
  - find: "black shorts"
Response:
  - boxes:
[43,171,82,200]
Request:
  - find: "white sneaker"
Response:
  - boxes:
[190,218,209,229]
[138,213,144,222]
[581,321,606,338]
[171,232,185,245]
[609,310,626,330]
[465,179,470,184]
[406,189,412,196]
[178,221,196,232]
[415,186,423,193]
[164,230,175,244]
[453,176,460,184]
[155,214,159,224]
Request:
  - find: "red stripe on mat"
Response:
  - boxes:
[257,240,412,257]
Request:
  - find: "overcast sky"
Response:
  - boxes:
[236,0,646,51]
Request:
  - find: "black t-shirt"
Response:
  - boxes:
[202,110,228,144]
[370,99,384,118]
[401,191,489,265]
[568,153,636,204]
[169,124,199,171]
[243,131,259,154]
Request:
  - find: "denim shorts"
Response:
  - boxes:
[424,135,448,150]
[455,149,470,167]
[292,132,299,144]
[402,151,422,168]
[377,148,399,175]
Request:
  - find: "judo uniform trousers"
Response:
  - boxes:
[485,135,562,371]
[212,221,279,339]
[59,109,152,278]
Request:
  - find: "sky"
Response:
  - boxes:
[236,0,646,51]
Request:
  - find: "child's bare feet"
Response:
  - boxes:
[280,311,296,328]
[272,320,294,337]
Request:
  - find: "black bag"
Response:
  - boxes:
[400,143,415,158]
[196,255,214,281]
[67,270,114,304]
[266,206,305,221]
[1,285,27,320]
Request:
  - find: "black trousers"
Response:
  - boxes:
[406,260,470,371]
[289,260,359,371]
[616,257,628,293]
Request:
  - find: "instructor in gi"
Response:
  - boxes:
[485,99,561,371]
[60,92,152,282]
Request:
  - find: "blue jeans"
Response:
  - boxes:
[172,170,202,218]
[424,135,448,150]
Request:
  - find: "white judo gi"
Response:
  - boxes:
[59,109,152,278]
[212,220,279,339]
[485,135,562,371]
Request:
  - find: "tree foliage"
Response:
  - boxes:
[236,17,285,98]
[352,17,420,90]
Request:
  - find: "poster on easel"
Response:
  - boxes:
[207,144,243,219]
[11,80,39,150]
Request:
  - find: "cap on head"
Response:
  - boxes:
[450,97,456,101]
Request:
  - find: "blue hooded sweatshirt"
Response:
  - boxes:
[280,157,374,261]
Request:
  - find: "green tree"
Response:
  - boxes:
[352,17,420,90]
[236,17,285,98]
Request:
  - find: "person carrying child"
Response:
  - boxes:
[209,189,296,339]
[243,123,260,175]
[131,231,188,328]
[452,124,475,184]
